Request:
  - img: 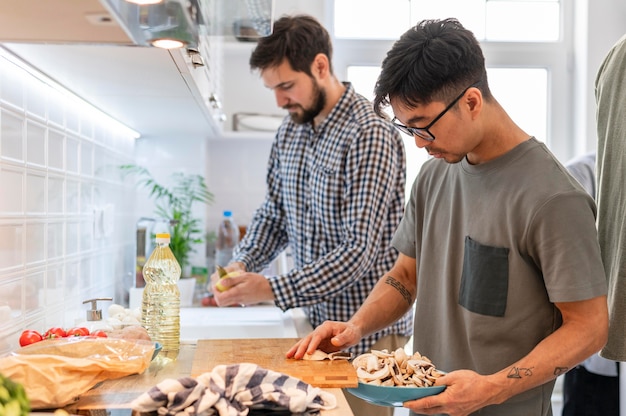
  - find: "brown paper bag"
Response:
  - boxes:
[0,337,154,409]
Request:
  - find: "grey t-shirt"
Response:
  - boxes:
[394,138,607,416]
[596,33,626,361]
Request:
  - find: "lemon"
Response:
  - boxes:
[216,271,241,292]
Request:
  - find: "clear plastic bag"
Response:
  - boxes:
[0,337,154,409]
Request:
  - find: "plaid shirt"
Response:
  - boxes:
[233,83,413,354]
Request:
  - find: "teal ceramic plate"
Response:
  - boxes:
[151,342,162,360]
[346,381,445,407]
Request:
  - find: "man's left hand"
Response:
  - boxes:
[211,272,274,307]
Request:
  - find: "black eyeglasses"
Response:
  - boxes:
[392,82,480,141]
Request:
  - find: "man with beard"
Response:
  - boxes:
[210,14,412,416]
[288,18,608,416]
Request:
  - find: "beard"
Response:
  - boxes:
[285,80,326,125]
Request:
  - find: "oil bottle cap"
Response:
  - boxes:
[155,233,170,243]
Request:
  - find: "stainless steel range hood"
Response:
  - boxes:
[0,0,273,46]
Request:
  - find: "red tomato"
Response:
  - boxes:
[66,327,90,337]
[90,330,108,338]
[201,295,217,307]
[19,330,43,347]
[44,327,67,339]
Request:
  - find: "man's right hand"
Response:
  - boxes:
[286,320,362,359]
[208,262,246,292]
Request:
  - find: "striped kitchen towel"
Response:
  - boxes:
[131,363,337,416]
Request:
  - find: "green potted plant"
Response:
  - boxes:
[121,164,213,278]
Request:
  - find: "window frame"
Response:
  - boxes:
[325,0,576,161]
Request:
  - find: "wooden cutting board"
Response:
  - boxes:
[191,338,357,388]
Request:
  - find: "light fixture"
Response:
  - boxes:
[151,38,186,49]
[146,0,198,49]
[124,0,163,4]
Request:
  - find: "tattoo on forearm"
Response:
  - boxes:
[554,367,568,376]
[507,366,534,379]
[385,276,412,306]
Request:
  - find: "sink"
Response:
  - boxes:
[179,305,298,341]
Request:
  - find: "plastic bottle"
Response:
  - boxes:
[215,210,240,267]
[141,232,181,360]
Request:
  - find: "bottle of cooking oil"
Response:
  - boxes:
[142,232,181,360]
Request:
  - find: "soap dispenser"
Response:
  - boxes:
[81,297,113,332]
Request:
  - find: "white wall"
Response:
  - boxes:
[0,53,137,354]
[578,0,626,152]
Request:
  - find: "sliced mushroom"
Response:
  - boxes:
[366,354,380,372]
[372,349,394,359]
[303,350,330,361]
[394,347,408,365]
[407,358,434,370]
[353,348,444,387]
[411,374,425,387]
[327,351,353,360]
[357,364,390,381]
[352,353,376,369]
[381,377,395,386]
[303,349,353,361]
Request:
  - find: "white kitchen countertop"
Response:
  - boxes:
[179,304,313,341]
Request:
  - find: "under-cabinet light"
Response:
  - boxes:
[124,0,163,4]
[0,46,141,139]
[151,38,186,49]
[146,1,197,49]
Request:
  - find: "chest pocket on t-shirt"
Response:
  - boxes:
[459,236,510,317]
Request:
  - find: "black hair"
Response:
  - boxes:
[373,18,491,117]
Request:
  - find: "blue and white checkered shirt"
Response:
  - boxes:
[233,83,413,354]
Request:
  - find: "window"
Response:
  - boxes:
[331,0,572,186]
[488,67,548,141]
[334,0,561,42]
[333,0,412,40]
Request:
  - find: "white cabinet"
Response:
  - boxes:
[170,36,225,136]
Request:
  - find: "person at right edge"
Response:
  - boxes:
[596,31,626,403]
[287,18,608,416]
[561,152,619,416]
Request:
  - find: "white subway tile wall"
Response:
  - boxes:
[0,52,137,354]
